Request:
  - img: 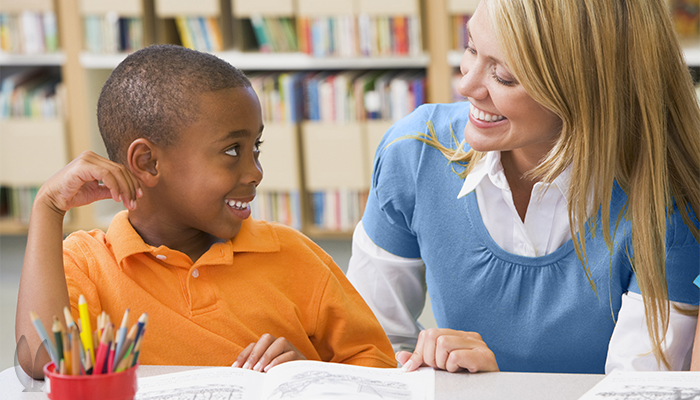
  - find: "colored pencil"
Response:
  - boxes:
[107,340,116,374]
[115,325,137,372]
[114,309,129,370]
[130,325,146,368]
[78,295,95,364]
[133,313,148,350]
[84,348,93,375]
[93,323,112,375]
[51,316,64,364]
[28,311,58,365]
[63,332,72,375]
[70,326,81,376]
[63,306,76,329]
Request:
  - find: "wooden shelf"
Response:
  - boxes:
[0,52,65,66]
[81,51,431,70]
[0,219,29,235]
[448,47,700,68]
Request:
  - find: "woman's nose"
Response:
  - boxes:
[458,50,488,100]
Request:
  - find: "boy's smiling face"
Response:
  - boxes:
[150,86,264,244]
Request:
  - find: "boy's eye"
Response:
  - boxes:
[254,139,264,153]
[225,146,238,156]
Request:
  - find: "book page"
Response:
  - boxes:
[578,371,700,400]
[135,367,265,400]
[262,360,435,400]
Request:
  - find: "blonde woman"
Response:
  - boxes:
[348,0,700,374]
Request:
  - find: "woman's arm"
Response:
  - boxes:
[346,221,427,353]
[606,292,697,372]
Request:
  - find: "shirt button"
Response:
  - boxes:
[192,269,199,278]
[156,255,167,260]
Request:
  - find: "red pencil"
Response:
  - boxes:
[92,324,113,375]
[107,340,116,374]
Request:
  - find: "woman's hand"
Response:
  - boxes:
[396,328,499,373]
[232,334,307,372]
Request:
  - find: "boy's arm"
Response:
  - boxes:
[15,151,141,379]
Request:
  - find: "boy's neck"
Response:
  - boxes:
[127,210,226,263]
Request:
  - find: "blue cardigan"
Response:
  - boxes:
[363,102,699,373]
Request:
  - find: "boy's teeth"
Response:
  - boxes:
[226,200,249,209]
[471,106,504,122]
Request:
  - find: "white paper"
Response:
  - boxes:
[135,361,434,400]
[578,371,700,400]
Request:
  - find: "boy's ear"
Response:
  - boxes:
[127,138,159,187]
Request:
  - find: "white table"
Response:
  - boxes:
[0,365,604,399]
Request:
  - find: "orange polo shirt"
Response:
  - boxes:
[63,211,394,368]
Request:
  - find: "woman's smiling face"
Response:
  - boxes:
[458,1,561,161]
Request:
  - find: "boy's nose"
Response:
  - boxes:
[245,157,263,187]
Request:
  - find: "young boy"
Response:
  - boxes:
[15,44,395,378]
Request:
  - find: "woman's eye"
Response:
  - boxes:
[225,146,238,156]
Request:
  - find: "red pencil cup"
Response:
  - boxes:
[43,362,138,400]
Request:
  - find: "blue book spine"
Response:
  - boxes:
[313,192,324,226]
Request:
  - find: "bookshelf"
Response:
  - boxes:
[3,0,697,237]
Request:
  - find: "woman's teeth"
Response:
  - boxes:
[226,200,249,210]
[470,106,505,122]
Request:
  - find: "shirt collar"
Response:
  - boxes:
[106,211,280,266]
[457,151,572,201]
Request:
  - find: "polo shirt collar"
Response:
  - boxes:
[106,211,280,266]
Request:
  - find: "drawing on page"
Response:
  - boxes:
[593,385,700,399]
[136,383,246,400]
[267,370,411,399]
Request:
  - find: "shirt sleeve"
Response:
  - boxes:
[309,247,396,368]
[347,221,427,353]
[605,291,697,372]
[63,232,103,324]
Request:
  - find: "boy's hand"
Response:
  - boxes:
[396,328,499,373]
[232,334,307,372]
[40,150,142,214]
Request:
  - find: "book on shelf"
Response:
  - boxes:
[298,14,422,58]
[669,0,700,42]
[83,14,144,54]
[249,15,298,53]
[175,16,223,52]
[452,15,471,50]
[135,360,434,400]
[251,190,302,230]
[0,186,38,224]
[0,10,58,54]
[0,68,64,119]
[311,189,369,232]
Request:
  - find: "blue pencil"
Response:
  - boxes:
[113,309,129,370]
[29,311,59,366]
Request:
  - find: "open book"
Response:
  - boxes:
[578,371,700,399]
[135,360,435,400]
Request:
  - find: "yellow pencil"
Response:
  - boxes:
[78,295,95,365]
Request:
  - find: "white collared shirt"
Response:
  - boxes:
[348,150,697,372]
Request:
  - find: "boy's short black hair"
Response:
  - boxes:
[97,44,251,164]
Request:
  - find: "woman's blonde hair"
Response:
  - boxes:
[422,0,700,369]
